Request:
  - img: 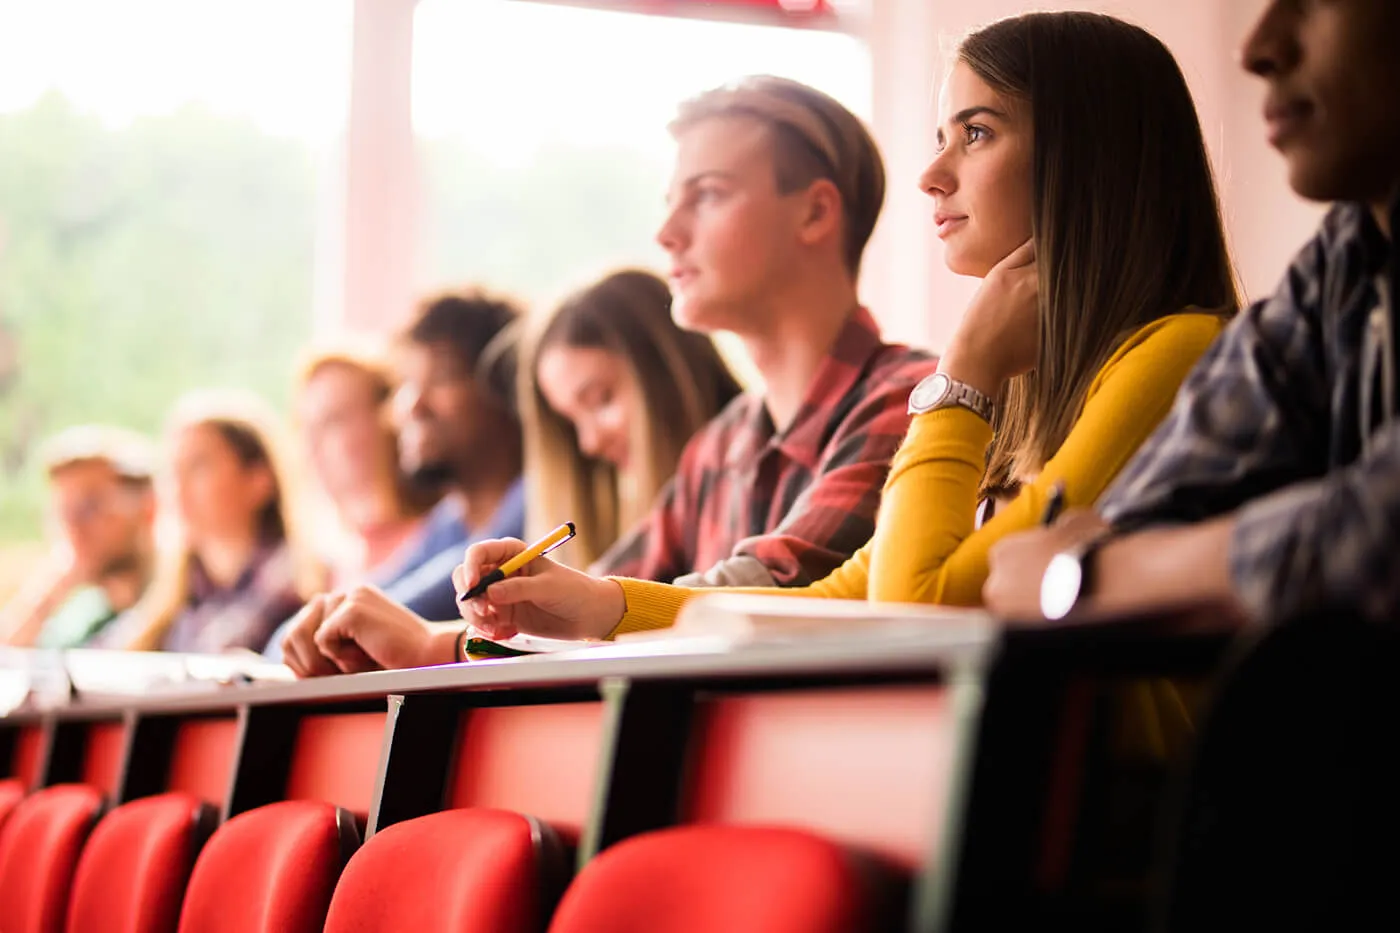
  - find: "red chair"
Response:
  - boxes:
[0,784,105,933]
[66,792,216,933]
[0,777,26,831]
[323,808,568,933]
[548,825,905,933]
[176,800,359,933]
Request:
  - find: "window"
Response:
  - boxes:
[0,0,351,544]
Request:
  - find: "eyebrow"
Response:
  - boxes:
[667,170,739,204]
[949,105,1008,124]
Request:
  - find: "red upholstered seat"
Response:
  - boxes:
[176,800,359,933]
[324,808,567,933]
[548,825,903,933]
[0,784,104,933]
[66,792,215,933]
[0,777,26,832]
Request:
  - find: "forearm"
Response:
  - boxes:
[1088,517,1245,619]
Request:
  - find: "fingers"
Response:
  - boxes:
[281,597,340,679]
[476,574,550,608]
[1003,238,1036,268]
[462,538,528,587]
[320,639,382,675]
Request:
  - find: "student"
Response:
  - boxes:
[525,268,741,569]
[0,426,157,648]
[110,392,322,654]
[444,11,1241,646]
[295,345,439,589]
[983,0,1400,628]
[282,76,935,675]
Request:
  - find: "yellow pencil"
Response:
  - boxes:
[457,522,576,602]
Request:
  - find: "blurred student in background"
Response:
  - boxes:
[524,269,741,568]
[275,291,526,672]
[105,391,322,654]
[0,426,157,648]
[295,345,440,588]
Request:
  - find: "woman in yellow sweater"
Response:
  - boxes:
[449,11,1240,647]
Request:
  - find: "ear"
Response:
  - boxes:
[794,178,844,252]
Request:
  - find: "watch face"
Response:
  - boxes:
[908,373,950,414]
[1040,552,1084,621]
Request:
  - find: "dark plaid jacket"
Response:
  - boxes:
[1102,197,1400,625]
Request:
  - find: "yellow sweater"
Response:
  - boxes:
[612,312,1226,635]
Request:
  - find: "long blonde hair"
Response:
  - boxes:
[128,391,322,651]
[522,270,742,567]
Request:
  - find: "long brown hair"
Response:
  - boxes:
[128,391,322,650]
[960,12,1240,498]
[522,270,742,567]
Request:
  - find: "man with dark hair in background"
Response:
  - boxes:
[275,290,526,670]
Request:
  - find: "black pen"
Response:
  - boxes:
[1040,481,1067,526]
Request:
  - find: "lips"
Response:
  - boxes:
[934,212,968,238]
[1263,97,1314,147]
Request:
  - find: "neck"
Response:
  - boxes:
[452,452,521,532]
[194,532,261,589]
[739,267,860,431]
[98,555,152,614]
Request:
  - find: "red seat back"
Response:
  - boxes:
[66,792,214,933]
[324,808,566,933]
[0,777,26,832]
[0,784,104,933]
[548,825,901,933]
[176,800,358,933]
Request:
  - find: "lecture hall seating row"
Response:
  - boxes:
[0,611,1237,933]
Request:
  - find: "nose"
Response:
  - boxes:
[919,147,957,200]
[656,206,686,255]
[1241,1,1299,79]
[392,384,426,428]
[575,419,604,459]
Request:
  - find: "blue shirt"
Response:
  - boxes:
[262,478,526,659]
[386,479,526,622]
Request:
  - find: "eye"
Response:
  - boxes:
[962,122,990,145]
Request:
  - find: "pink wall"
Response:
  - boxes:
[862,0,1325,353]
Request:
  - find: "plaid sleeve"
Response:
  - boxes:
[1099,233,1333,531]
[723,356,933,587]
[1230,418,1400,625]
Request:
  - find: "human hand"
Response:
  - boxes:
[453,538,625,642]
[939,238,1039,395]
[983,509,1108,619]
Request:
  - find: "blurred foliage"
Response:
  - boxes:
[0,92,317,544]
[0,92,674,547]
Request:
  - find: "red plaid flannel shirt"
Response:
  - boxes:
[593,308,937,587]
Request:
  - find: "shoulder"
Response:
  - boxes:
[1089,312,1227,399]
[677,391,762,457]
[864,343,939,392]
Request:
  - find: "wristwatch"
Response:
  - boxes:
[1039,535,1107,621]
[908,372,995,422]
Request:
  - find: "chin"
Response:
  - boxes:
[1282,151,1364,204]
[671,293,725,334]
[943,247,993,279]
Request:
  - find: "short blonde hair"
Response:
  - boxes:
[671,75,886,275]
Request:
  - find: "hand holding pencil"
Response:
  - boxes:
[452,526,626,642]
